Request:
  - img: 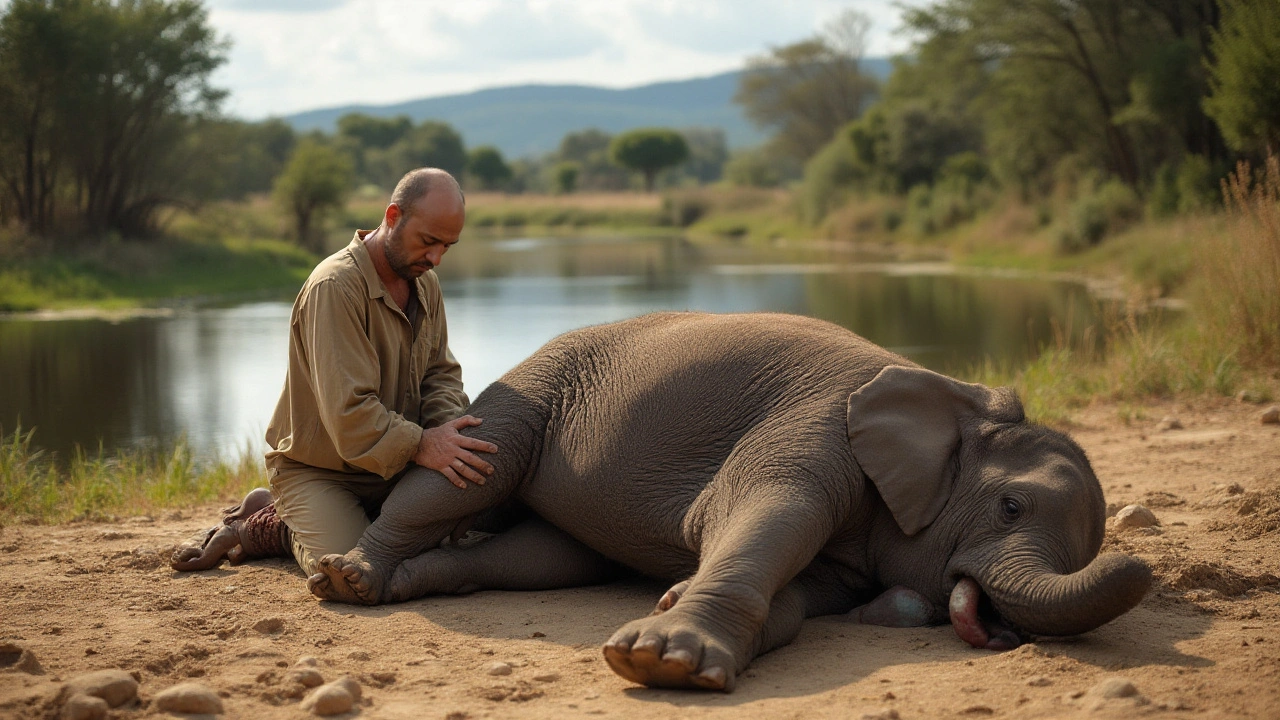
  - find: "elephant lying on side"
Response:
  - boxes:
[309,312,1151,692]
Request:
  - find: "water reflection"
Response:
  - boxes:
[0,234,1101,460]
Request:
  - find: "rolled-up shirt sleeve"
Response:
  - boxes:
[299,278,422,478]
[418,283,470,428]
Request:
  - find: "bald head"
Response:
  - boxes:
[389,168,464,226]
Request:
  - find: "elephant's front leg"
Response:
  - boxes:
[602,494,839,692]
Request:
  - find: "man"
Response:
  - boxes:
[172,168,496,574]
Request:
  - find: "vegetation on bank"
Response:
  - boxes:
[1,425,264,525]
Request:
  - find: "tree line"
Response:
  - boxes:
[730,1,1280,248]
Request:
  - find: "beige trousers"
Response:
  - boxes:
[268,460,400,576]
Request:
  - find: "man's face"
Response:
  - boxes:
[384,191,465,281]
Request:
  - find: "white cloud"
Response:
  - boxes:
[205,0,912,119]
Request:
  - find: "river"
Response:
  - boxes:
[0,234,1101,460]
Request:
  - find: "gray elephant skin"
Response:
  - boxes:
[309,312,1151,692]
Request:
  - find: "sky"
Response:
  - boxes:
[203,0,915,119]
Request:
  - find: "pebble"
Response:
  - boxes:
[1088,677,1139,699]
[486,661,513,676]
[153,682,224,714]
[1112,504,1160,532]
[860,709,900,720]
[1157,416,1183,431]
[287,668,325,688]
[301,677,361,716]
[61,695,109,720]
[253,618,284,634]
[1026,676,1053,687]
[1260,406,1280,424]
[63,670,138,708]
[0,642,43,675]
[533,672,560,682]
[294,656,319,667]
[1237,390,1261,403]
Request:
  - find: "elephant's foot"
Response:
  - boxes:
[851,586,947,627]
[171,488,277,571]
[602,610,742,692]
[308,550,388,605]
[949,578,1023,651]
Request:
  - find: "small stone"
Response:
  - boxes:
[253,618,284,634]
[0,643,43,675]
[1236,390,1259,403]
[486,662,513,676]
[294,656,319,667]
[63,670,138,708]
[533,672,560,682]
[287,668,325,688]
[1026,676,1053,687]
[301,678,360,716]
[1157,416,1183,431]
[61,694,109,720]
[334,676,362,702]
[1260,406,1280,424]
[153,682,224,714]
[860,709,900,720]
[530,631,546,638]
[347,650,370,661]
[1089,677,1139,699]
[1112,504,1160,532]
[369,671,396,684]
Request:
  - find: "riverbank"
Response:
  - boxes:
[1,396,1277,719]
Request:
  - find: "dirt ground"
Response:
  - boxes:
[2,397,1278,719]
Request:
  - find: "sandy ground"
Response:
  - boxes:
[2,397,1278,719]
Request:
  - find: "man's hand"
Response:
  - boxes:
[413,415,498,489]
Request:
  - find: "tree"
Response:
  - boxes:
[552,161,579,194]
[363,120,466,188]
[1204,0,1280,155]
[609,129,689,192]
[0,0,227,237]
[337,113,412,151]
[680,128,729,184]
[467,146,512,191]
[273,140,352,253]
[556,128,630,191]
[734,9,879,163]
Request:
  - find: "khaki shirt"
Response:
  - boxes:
[265,232,469,478]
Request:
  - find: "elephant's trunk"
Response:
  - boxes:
[977,553,1153,637]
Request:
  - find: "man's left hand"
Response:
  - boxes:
[413,416,498,488]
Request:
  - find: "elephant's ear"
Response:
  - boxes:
[847,365,1024,536]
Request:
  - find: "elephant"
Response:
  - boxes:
[307,311,1152,692]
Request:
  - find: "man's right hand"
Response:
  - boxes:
[413,415,499,489]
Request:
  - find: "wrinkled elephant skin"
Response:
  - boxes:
[308,312,1151,692]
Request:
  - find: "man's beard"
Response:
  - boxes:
[384,224,432,281]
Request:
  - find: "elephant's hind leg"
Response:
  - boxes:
[382,517,621,600]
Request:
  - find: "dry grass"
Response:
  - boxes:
[465,191,663,210]
[1196,155,1280,366]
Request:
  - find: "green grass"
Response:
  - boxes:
[0,425,265,525]
[0,232,316,312]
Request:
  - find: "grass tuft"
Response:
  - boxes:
[0,425,265,526]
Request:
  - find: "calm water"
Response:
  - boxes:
[0,234,1101,460]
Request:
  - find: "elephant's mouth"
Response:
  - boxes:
[949,577,1027,650]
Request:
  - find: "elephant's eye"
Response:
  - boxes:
[1000,497,1022,521]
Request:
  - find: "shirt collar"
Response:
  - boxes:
[350,230,429,312]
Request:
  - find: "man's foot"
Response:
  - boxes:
[308,551,388,605]
[171,488,275,571]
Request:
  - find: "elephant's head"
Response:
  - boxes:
[847,365,1151,649]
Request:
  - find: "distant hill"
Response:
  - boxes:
[284,59,893,159]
